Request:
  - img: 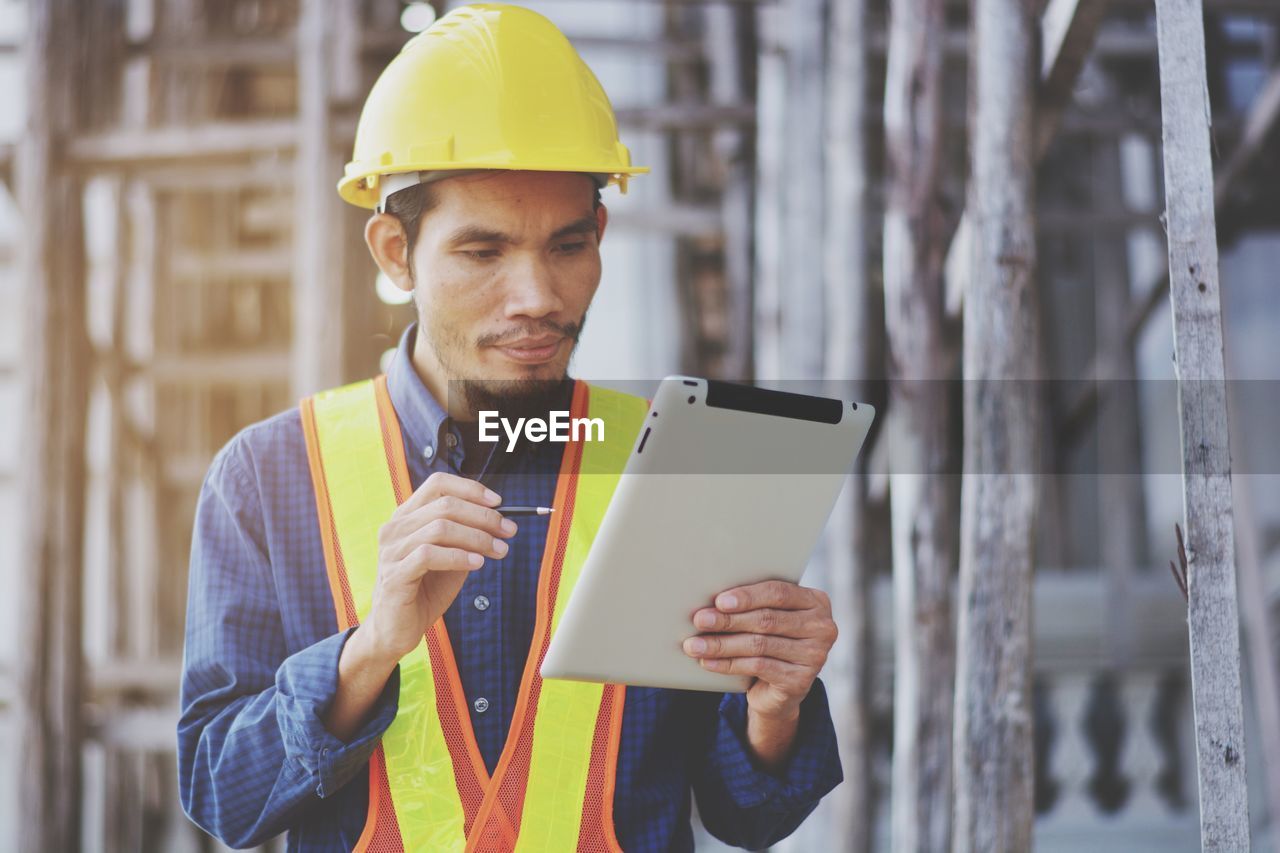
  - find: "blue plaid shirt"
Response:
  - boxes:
[178,324,842,851]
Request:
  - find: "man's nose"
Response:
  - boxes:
[503,253,565,319]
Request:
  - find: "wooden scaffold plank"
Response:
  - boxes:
[16,1,90,850]
[882,0,956,849]
[1154,0,1251,847]
[951,0,1043,849]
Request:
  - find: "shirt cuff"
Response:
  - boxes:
[708,678,844,812]
[274,627,400,799]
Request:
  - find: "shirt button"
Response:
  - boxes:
[445,432,459,449]
[473,697,489,714]
[473,595,490,611]
[423,444,434,459]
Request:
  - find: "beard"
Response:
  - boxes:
[423,309,587,423]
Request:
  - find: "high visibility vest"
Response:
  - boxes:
[300,375,647,852]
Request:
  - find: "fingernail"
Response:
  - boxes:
[468,553,484,568]
[493,538,509,556]
[694,611,716,629]
[500,518,518,535]
[484,488,502,505]
[686,637,707,655]
[717,594,738,610]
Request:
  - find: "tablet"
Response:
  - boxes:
[539,375,875,693]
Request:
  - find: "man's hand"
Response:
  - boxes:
[362,471,517,664]
[682,580,837,770]
[324,472,516,742]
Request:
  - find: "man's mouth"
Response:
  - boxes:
[494,336,564,364]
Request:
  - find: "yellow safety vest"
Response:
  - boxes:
[300,375,647,852]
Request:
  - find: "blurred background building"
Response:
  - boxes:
[0,0,1278,850]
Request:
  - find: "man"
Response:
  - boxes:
[178,5,842,851]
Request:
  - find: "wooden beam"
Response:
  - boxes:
[145,349,292,384]
[1154,0,1250,846]
[821,0,874,849]
[292,0,351,397]
[882,0,955,849]
[944,0,1109,317]
[704,4,756,381]
[16,1,89,850]
[67,120,297,169]
[782,0,828,379]
[952,0,1042,849]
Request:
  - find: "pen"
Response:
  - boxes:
[496,505,555,517]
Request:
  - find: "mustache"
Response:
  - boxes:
[477,319,583,348]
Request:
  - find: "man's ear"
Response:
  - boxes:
[595,203,609,244]
[365,213,415,293]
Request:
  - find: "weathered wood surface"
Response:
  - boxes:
[781,0,828,379]
[944,0,1109,317]
[952,0,1042,849]
[1154,1,1250,847]
[704,5,756,380]
[17,2,89,851]
[821,0,874,848]
[881,0,955,848]
[752,3,786,379]
[292,0,351,397]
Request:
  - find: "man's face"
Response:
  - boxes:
[406,171,605,409]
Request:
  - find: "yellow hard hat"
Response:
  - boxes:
[338,3,649,209]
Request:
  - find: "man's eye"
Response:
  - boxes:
[557,241,587,253]
[463,249,500,260]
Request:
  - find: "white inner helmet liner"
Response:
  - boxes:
[376,170,610,213]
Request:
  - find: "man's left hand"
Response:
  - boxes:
[683,579,837,724]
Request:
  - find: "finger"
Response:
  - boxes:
[691,607,811,637]
[402,494,518,541]
[396,542,486,577]
[715,580,819,613]
[683,633,827,667]
[389,517,509,562]
[400,470,502,514]
[697,655,809,687]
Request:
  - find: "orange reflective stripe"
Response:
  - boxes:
[375,378,491,833]
[300,395,359,632]
[576,683,626,851]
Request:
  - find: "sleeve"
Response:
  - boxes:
[176,439,400,849]
[690,678,844,849]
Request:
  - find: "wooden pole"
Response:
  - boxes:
[952,0,1041,849]
[1154,1,1251,846]
[752,3,786,380]
[16,2,88,850]
[705,4,756,381]
[882,0,955,849]
[293,0,348,398]
[822,0,874,849]
[781,0,828,378]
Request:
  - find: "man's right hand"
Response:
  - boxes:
[363,471,517,664]
[324,472,516,742]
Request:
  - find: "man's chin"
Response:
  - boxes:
[449,374,572,422]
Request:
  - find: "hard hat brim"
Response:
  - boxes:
[339,162,651,210]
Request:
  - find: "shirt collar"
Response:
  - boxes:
[385,323,452,462]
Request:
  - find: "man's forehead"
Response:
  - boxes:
[437,170,597,204]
